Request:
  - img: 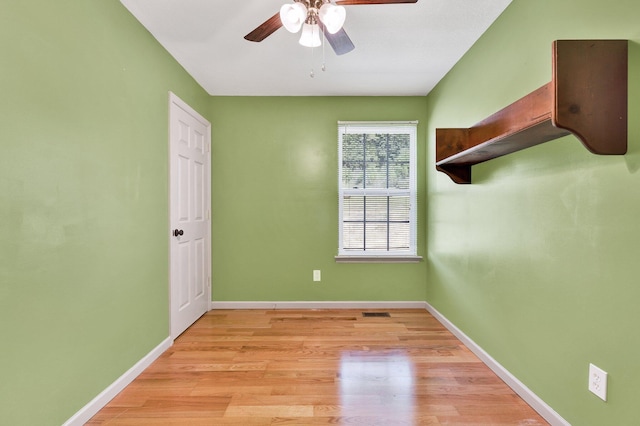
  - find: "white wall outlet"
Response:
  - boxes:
[588,363,608,401]
[313,270,321,282]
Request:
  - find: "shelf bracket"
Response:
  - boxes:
[435,40,628,184]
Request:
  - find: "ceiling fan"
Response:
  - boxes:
[244,0,418,56]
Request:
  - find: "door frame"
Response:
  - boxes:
[168,91,212,340]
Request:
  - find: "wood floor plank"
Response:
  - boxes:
[88,309,548,425]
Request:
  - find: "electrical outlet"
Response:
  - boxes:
[588,363,608,401]
[313,270,321,282]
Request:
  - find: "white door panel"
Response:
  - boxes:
[169,93,211,338]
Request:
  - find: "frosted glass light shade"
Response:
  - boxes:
[299,23,321,47]
[280,2,307,33]
[319,3,346,34]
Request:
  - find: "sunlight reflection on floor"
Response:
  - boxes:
[339,351,415,423]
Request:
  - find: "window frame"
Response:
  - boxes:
[336,121,420,262]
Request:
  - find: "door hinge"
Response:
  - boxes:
[206,142,210,153]
[206,209,211,220]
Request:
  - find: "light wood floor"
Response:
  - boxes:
[88,309,548,425]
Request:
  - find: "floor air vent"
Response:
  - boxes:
[362,312,390,317]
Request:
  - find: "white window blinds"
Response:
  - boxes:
[338,122,417,256]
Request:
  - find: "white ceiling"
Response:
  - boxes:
[119,0,512,96]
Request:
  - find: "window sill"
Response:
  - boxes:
[334,255,423,264]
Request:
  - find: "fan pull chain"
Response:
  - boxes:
[322,30,326,72]
[308,25,327,78]
[310,39,314,77]
[310,44,315,78]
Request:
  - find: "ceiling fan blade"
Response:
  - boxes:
[244,12,282,42]
[336,0,418,4]
[320,24,355,56]
[323,0,415,54]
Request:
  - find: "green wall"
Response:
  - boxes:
[209,97,427,302]
[426,0,640,424]
[0,1,209,424]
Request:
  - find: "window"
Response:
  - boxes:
[337,121,418,260]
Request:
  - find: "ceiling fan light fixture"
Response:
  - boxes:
[280,2,308,33]
[299,23,321,47]
[319,3,346,34]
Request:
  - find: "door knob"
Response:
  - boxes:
[173,229,184,237]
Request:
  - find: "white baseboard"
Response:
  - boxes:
[63,337,173,426]
[424,302,570,426]
[210,301,428,310]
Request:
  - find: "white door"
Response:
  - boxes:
[169,93,211,339]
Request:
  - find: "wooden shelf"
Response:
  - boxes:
[436,40,628,184]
